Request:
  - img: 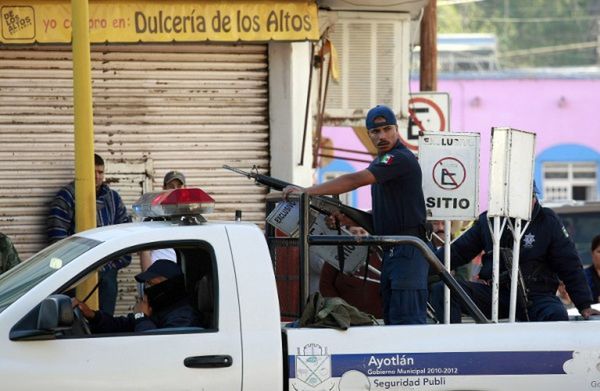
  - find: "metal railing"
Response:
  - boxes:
[296,193,490,324]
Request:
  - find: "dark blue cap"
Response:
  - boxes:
[533,180,539,195]
[366,105,397,130]
[135,259,182,282]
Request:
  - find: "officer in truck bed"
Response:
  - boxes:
[430,190,599,322]
[283,105,429,325]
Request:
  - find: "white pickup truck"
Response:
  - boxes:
[0,188,599,390]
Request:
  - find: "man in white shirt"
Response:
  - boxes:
[140,171,186,271]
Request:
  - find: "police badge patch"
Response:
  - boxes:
[523,233,536,248]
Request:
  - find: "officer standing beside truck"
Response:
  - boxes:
[283,105,429,325]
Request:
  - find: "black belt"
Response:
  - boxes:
[382,225,427,249]
[395,226,427,240]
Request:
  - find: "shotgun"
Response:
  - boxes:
[223,165,374,234]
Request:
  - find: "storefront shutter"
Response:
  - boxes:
[0,43,269,312]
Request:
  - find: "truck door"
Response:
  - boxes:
[0,234,242,391]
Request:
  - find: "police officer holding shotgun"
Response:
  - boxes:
[283,105,429,325]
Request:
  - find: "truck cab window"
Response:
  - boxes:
[11,242,217,340]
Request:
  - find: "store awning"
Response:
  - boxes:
[0,0,319,44]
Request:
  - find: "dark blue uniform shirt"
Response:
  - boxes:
[442,200,593,312]
[367,140,428,323]
[90,298,201,333]
[367,141,426,235]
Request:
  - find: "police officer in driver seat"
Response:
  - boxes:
[74,260,201,333]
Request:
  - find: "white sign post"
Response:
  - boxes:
[420,132,480,221]
[400,92,450,152]
[488,127,536,323]
[420,132,480,323]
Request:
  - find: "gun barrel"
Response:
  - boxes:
[223,165,251,178]
[223,164,374,233]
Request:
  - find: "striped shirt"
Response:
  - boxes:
[48,181,131,269]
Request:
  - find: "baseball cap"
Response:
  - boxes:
[366,105,397,130]
[135,259,183,283]
[163,171,186,187]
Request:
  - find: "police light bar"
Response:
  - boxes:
[133,188,215,219]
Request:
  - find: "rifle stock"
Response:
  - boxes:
[224,165,374,233]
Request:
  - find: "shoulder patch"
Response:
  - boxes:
[380,154,394,165]
[561,225,570,238]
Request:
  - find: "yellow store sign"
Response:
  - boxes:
[0,0,319,44]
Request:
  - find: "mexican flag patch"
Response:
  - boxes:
[380,154,394,165]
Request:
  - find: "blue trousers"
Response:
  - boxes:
[380,244,429,325]
[430,280,568,323]
[99,268,118,316]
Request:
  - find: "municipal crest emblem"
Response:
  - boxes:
[523,233,536,248]
[295,343,332,388]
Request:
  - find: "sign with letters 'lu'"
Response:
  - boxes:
[0,0,319,44]
[419,132,480,220]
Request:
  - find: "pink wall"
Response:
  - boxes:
[321,77,600,212]
[436,78,600,210]
[320,126,373,210]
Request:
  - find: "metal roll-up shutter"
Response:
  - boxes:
[104,159,151,314]
[0,43,269,265]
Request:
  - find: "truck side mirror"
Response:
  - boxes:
[9,294,74,341]
[37,294,74,331]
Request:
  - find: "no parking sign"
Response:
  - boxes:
[419,132,480,220]
[400,92,450,151]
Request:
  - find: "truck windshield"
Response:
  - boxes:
[0,236,101,314]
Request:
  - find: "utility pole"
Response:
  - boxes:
[420,0,437,91]
[597,19,600,65]
[72,0,98,308]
